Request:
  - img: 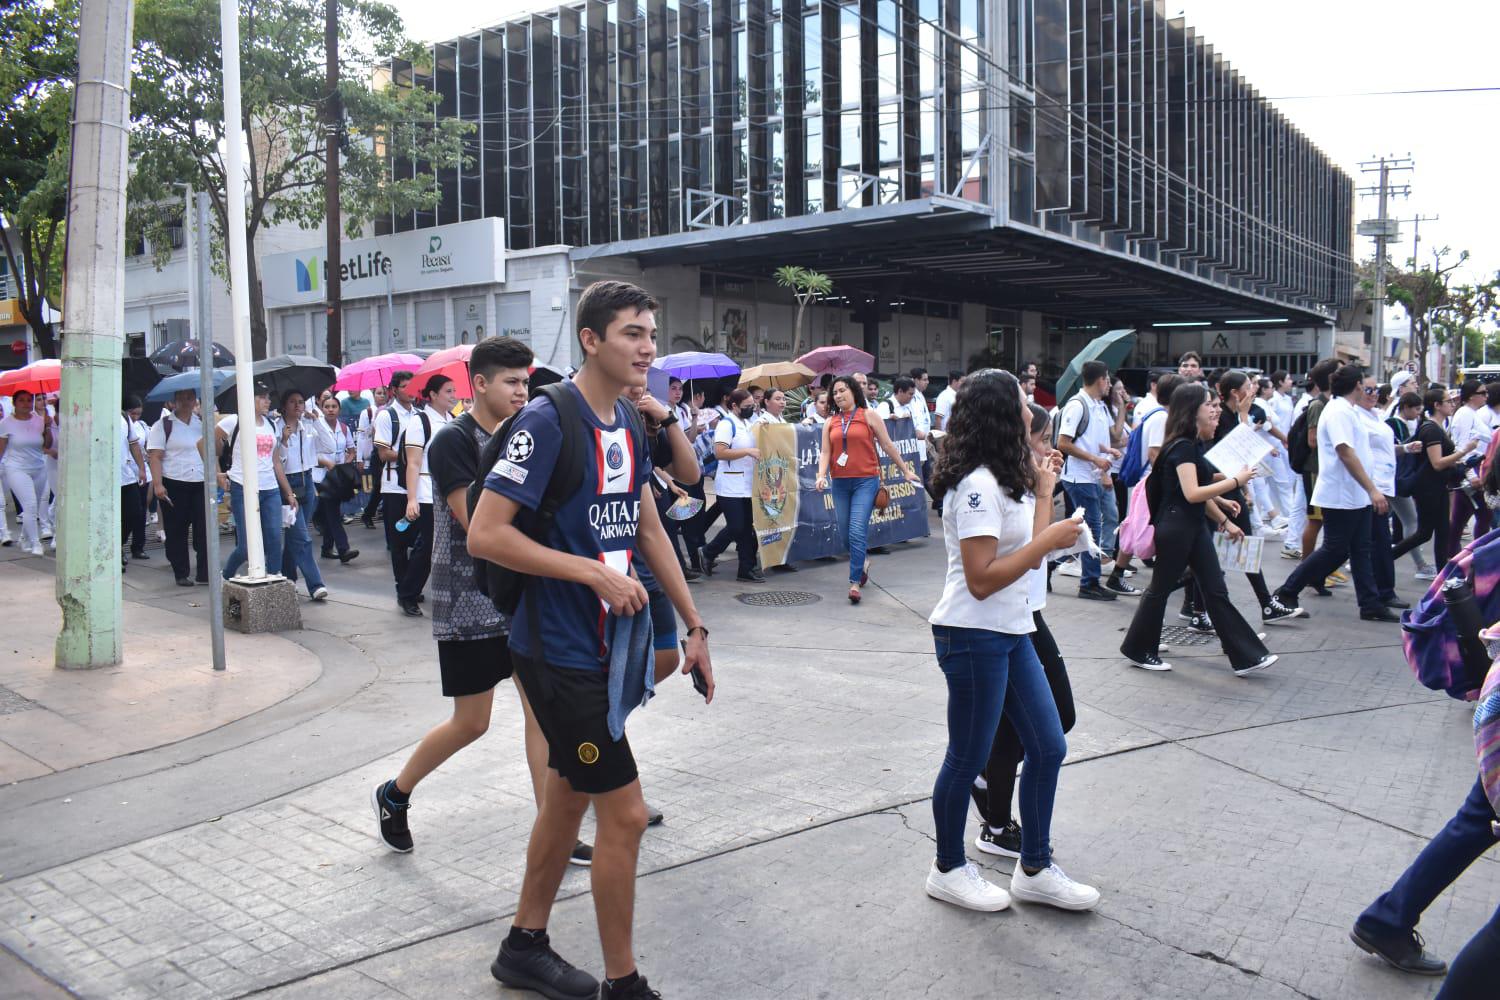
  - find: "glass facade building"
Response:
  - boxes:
[379,0,1354,331]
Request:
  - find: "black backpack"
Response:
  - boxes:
[465,381,645,616]
[393,408,432,487]
[1286,405,1314,474]
[218,418,241,473]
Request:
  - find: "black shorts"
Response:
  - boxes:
[437,634,514,697]
[517,659,638,795]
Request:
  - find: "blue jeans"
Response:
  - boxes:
[1357,777,1499,950]
[223,483,284,579]
[1061,480,1106,586]
[830,475,880,585]
[1101,480,1120,555]
[931,625,1067,871]
[280,471,325,594]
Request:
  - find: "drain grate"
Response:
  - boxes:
[0,684,36,717]
[1158,624,1217,647]
[735,590,822,608]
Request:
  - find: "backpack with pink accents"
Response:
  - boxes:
[1401,526,1500,700]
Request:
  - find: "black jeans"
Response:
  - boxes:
[161,478,208,581]
[1370,499,1398,602]
[704,495,757,575]
[121,483,147,554]
[382,493,416,593]
[363,457,385,522]
[392,501,433,602]
[1122,507,1269,671]
[1278,504,1379,612]
[1392,485,1450,570]
[981,612,1076,828]
[315,487,351,555]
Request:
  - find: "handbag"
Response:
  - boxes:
[873,485,891,510]
[1117,476,1156,559]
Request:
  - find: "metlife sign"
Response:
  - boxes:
[262,218,505,308]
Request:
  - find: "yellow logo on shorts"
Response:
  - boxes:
[578,742,600,765]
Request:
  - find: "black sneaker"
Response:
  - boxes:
[1349,924,1448,976]
[974,820,1022,859]
[645,803,664,827]
[1188,613,1216,635]
[682,567,702,582]
[131,550,151,560]
[320,548,335,559]
[736,568,766,583]
[1103,575,1140,597]
[398,598,424,617]
[599,974,662,999]
[1361,607,1401,623]
[568,841,593,867]
[175,577,195,587]
[339,549,360,563]
[371,781,412,853]
[491,935,600,1000]
[1261,598,1305,624]
[702,554,717,577]
[968,780,989,824]
[1077,583,1117,602]
[1383,597,1410,609]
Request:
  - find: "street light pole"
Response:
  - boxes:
[195,192,226,670]
[55,0,136,669]
[219,0,267,578]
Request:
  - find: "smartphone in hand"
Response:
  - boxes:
[680,640,711,701]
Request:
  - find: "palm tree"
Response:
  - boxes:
[774,265,833,358]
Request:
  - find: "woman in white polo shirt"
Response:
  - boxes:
[925,369,1098,914]
[0,389,53,556]
[146,388,209,585]
[216,383,294,579]
[701,388,762,582]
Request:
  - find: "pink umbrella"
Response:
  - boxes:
[795,345,875,377]
[0,359,62,397]
[331,352,424,392]
[409,345,474,399]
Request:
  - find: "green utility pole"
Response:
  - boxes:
[55,0,136,668]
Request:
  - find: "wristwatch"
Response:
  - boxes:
[659,411,679,428]
[686,624,710,641]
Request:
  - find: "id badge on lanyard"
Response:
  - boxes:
[837,413,853,467]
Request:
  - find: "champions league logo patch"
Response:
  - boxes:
[605,441,624,470]
[506,430,535,463]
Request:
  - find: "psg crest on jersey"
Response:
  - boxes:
[605,441,624,470]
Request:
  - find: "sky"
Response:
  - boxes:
[386,0,1500,286]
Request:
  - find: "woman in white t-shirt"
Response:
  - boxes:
[701,388,762,581]
[0,390,54,555]
[924,369,1098,915]
[215,384,295,578]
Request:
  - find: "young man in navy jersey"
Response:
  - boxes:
[471,281,715,1000]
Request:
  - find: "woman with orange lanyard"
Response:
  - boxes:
[815,374,921,603]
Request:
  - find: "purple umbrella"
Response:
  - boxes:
[796,345,874,377]
[656,351,741,381]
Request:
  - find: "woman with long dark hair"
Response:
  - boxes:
[1392,387,1476,569]
[925,370,1099,913]
[970,402,1079,859]
[814,375,920,603]
[1120,382,1277,676]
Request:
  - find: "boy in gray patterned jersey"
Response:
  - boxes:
[372,337,584,860]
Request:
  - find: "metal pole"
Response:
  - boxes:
[323,0,343,366]
[1370,159,1389,383]
[196,192,225,670]
[219,0,267,579]
[55,0,135,669]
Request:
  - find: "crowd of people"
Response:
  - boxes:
[6,293,1498,997]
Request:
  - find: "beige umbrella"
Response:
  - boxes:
[738,361,817,390]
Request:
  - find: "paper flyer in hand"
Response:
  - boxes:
[1204,423,1273,477]
[1213,532,1264,574]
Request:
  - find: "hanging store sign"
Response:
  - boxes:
[262,218,505,308]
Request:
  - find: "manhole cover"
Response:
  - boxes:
[1158,624,1217,647]
[735,590,822,607]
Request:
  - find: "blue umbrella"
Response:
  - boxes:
[146,367,231,403]
[656,351,740,381]
[1054,328,1137,409]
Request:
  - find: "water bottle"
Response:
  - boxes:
[395,517,411,532]
[1441,574,1490,688]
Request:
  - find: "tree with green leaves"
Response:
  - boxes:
[0,0,77,360]
[773,264,833,359]
[129,0,469,358]
[1380,247,1467,384]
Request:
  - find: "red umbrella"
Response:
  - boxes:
[796,345,875,377]
[409,344,474,399]
[0,359,62,397]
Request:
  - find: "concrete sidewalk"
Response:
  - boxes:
[0,522,1495,1000]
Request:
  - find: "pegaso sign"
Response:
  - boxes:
[262,217,505,308]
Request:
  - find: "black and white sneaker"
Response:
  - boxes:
[975,820,1023,858]
[1187,613,1216,635]
[1124,652,1172,672]
[598,974,663,999]
[372,781,412,853]
[568,841,594,867]
[1261,597,1306,625]
[1234,653,1278,677]
[968,779,989,824]
[645,802,664,827]
[491,934,599,1000]
[1103,575,1141,596]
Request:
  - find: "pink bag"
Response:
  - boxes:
[1117,476,1155,559]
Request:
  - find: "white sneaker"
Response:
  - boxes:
[925,860,1011,912]
[311,586,329,602]
[1413,569,1437,581]
[1010,863,1100,911]
[39,528,53,541]
[26,544,45,557]
[1280,547,1303,560]
[1056,560,1082,578]
[1234,653,1277,676]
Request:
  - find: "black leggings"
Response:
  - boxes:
[1391,485,1450,569]
[980,612,1075,828]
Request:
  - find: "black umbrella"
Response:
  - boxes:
[528,362,571,396]
[150,339,235,372]
[215,354,338,410]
